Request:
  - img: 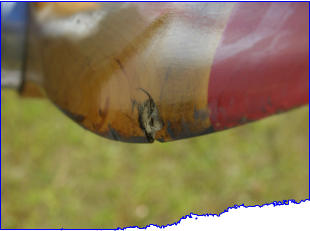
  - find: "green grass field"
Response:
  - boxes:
[1,90,309,229]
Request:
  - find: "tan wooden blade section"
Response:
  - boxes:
[22,3,234,143]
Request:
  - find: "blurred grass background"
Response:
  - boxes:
[1,90,309,229]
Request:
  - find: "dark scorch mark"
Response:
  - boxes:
[135,88,164,143]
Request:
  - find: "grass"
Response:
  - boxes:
[1,90,309,229]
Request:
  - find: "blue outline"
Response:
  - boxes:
[308,0,310,201]
[114,199,310,230]
[0,3,2,229]
[1,1,309,230]
[308,0,310,200]
[1,199,310,230]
